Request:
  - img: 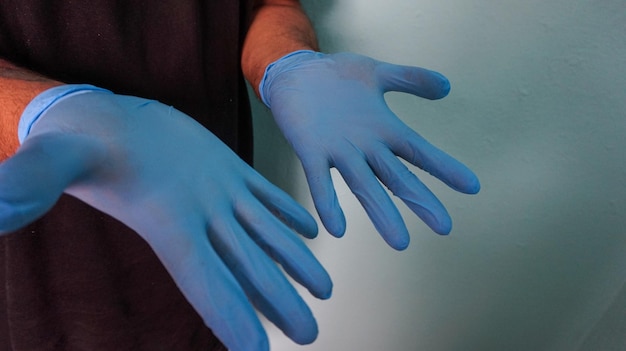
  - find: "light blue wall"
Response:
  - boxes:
[252,1,626,350]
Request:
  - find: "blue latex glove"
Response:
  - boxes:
[0,85,332,351]
[261,51,480,250]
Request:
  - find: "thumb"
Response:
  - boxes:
[0,133,105,233]
[376,62,451,100]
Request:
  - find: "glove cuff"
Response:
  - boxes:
[18,84,111,144]
[259,50,319,108]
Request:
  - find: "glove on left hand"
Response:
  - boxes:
[261,51,480,250]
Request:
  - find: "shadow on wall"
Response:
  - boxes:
[300,0,340,51]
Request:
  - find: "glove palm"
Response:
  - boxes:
[262,52,480,249]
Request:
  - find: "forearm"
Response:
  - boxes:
[0,58,62,161]
[241,0,318,97]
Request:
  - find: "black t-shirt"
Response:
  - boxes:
[0,1,253,349]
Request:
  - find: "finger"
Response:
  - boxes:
[334,145,410,250]
[248,170,319,239]
[0,133,104,233]
[145,219,268,351]
[375,62,451,100]
[390,127,481,195]
[209,213,319,345]
[236,195,333,300]
[300,156,346,237]
[368,145,453,235]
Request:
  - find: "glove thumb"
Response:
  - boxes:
[0,133,105,233]
[376,62,451,100]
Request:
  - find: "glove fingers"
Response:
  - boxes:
[391,127,481,195]
[248,171,318,239]
[146,220,268,351]
[0,133,104,233]
[300,157,346,237]
[334,146,409,250]
[369,146,452,235]
[236,196,332,300]
[209,213,319,345]
[376,62,451,100]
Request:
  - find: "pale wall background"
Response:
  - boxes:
[251,1,626,350]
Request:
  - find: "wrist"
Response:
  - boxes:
[18,84,111,144]
[0,58,63,160]
[259,50,322,108]
[240,1,318,98]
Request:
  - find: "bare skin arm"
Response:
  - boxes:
[242,0,319,97]
[0,58,62,161]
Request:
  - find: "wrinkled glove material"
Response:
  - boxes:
[261,51,480,250]
[2,84,333,351]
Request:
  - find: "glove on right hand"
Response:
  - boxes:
[0,85,332,351]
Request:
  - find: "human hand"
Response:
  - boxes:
[0,85,332,350]
[261,51,480,250]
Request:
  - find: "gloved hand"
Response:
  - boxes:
[261,51,480,250]
[0,85,332,351]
